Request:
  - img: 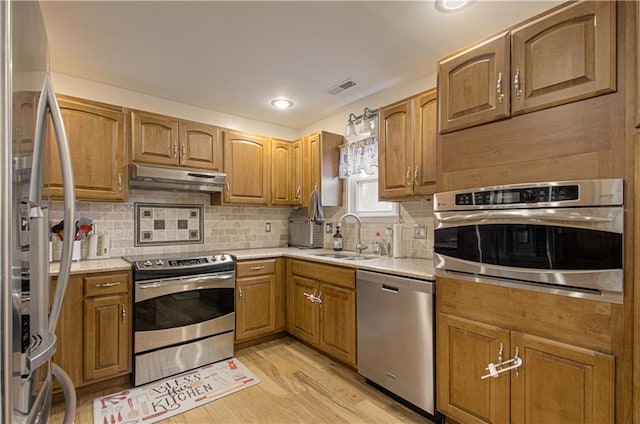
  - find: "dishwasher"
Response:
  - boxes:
[357,269,435,416]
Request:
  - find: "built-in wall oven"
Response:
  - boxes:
[434,179,623,303]
[124,252,236,386]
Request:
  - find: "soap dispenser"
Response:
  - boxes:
[333,227,343,251]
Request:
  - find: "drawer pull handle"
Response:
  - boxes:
[122,304,126,323]
[382,284,399,293]
[94,282,121,288]
[249,266,265,271]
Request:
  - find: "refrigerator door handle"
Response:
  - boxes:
[30,76,76,333]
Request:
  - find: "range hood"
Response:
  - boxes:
[129,163,226,193]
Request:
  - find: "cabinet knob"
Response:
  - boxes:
[514,68,522,100]
[497,72,504,104]
[94,281,121,288]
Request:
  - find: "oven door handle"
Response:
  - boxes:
[438,211,613,225]
[138,274,233,289]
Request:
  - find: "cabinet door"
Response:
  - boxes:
[378,99,413,199]
[413,89,437,196]
[303,132,321,207]
[45,97,126,201]
[288,275,319,345]
[236,274,276,341]
[318,283,356,367]
[511,1,616,116]
[437,313,510,424]
[438,32,510,134]
[178,121,223,171]
[223,131,270,205]
[291,139,304,206]
[510,331,614,424]
[271,139,293,205]
[83,294,130,381]
[52,275,84,387]
[131,110,179,166]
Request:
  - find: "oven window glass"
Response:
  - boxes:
[435,224,622,270]
[135,287,234,332]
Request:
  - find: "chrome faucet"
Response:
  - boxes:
[337,213,368,254]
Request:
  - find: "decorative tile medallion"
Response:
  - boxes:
[135,203,204,246]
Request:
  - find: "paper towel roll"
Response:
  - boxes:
[393,223,404,258]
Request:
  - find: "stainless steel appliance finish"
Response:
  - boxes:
[126,252,236,386]
[288,214,323,248]
[2,2,76,422]
[434,179,624,303]
[357,270,435,415]
[129,162,227,193]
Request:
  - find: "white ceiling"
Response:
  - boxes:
[39,1,562,130]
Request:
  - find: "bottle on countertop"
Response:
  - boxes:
[372,231,381,254]
[333,227,343,251]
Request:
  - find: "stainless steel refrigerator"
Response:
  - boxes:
[1,1,76,422]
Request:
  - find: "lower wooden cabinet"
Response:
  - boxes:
[53,271,131,388]
[438,313,615,424]
[287,259,356,366]
[235,258,284,342]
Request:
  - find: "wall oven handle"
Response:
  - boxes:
[138,274,233,289]
[439,211,613,225]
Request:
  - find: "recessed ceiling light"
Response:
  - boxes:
[270,98,294,110]
[435,0,473,13]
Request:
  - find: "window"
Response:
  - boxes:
[347,171,398,221]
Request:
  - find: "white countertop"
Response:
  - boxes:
[49,248,435,281]
[228,247,435,281]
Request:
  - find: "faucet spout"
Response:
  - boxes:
[337,213,368,254]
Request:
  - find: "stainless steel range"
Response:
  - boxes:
[123,252,236,386]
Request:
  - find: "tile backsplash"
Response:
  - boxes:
[49,189,433,260]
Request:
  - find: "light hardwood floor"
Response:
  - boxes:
[50,337,435,423]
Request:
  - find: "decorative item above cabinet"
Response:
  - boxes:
[438,1,616,134]
[130,109,223,171]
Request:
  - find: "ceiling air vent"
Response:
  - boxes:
[328,79,357,95]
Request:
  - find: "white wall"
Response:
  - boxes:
[51,72,300,141]
[300,73,437,136]
[52,71,437,141]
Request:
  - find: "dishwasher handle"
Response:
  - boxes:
[381,284,399,293]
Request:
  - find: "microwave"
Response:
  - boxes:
[288,216,323,248]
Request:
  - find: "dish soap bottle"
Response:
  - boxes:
[333,227,343,251]
[372,231,381,254]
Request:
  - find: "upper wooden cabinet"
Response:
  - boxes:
[222,130,270,205]
[13,91,37,155]
[302,131,343,208]
[291,138,304,206]
[379,88,437,200]
[131,110,222,171]
[271,139,293,206]
[438,1,616,134]
[44,96,127,201]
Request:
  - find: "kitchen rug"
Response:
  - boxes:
[93,358,260,424]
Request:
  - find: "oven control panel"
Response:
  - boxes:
[128,253,235,273]
[434,179,623,211]
[455,184,579,206]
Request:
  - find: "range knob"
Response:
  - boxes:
[156,259,164,267]
[522,190,536,203]
[215,254,226,262]
[143,260,153,267]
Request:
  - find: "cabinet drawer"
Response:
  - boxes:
[290,259,355,289]
[237,259,276,277]
[84,272,129,297]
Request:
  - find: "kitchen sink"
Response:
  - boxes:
[312,253,377,261]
